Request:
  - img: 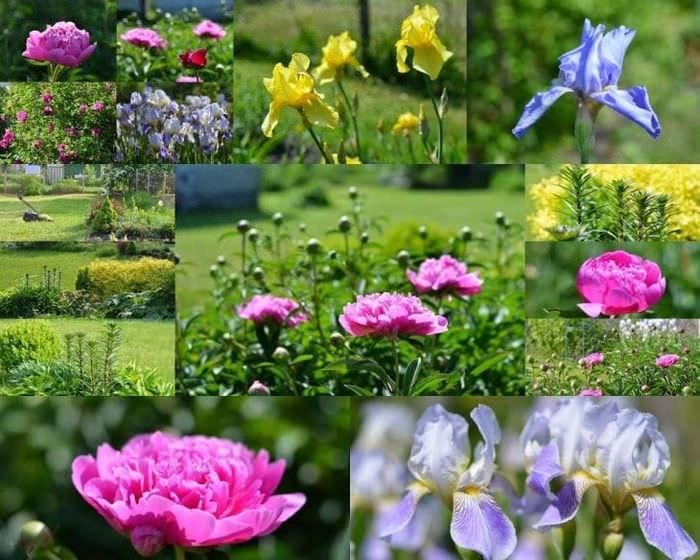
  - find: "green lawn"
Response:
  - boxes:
[0,246,108,290]
[0,318,174,378]
[0,194,94,241]
[234,58,467,163]
[176,185,524,310]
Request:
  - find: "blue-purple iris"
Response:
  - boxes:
[513,19,661,139]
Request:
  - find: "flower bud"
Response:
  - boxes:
[328,250,338,260]
[222,332,233,342]
[19,521,54,552]
[330,332,344,347]
[248,228,260,243]
[237,219,250,234]
[272,346,290,363]
[532,383,540,391]
[209,264,218,276]
[601,531,624,560]
[252,267,265,281]
[460,226,472,241]
[306,238,322,255]
[338,215,352,232]
[298,222,307,233]
[272,212,284,226]
[641,384,649,392]
[348,186,358,199]
[682,386,691,396]
[418,226,428,239]
[360,232,369,245]
[248,380,271,395]
[217,255,226,265]
[495,211,507,226]
[397,250,411,267]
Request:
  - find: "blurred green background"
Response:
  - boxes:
[526,242,700,317]
[0,0,117,81]
[0,397,350,560]
[468,0,700,162]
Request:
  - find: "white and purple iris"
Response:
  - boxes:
[521,399,697,560]
[377,404,517,560]
[513,19,661,140]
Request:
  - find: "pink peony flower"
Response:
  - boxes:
[248,380,271,395]
[579,388,603,397]
[72,432,305,557]
[656,353,679,368]
[193,19,227,40]
[121,28,168,50]
[22,21,96,68]
[339,292,448,338]
[0,130,14,150]
[238,295,308,327]
[576,250,666,318]
[92,101,105,112]
[78,103,88,113]
[406,254,483,296]
[580,352,604,368]
[176,76,204,83]
[16,111,28,122]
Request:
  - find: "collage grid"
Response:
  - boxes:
[0,1,698,560]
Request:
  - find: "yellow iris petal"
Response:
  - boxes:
[396,4,453,80]
[302,94,339,129]
[313,31,370,84]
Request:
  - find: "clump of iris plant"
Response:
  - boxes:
[513,19,661,163]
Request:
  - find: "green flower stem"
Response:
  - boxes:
[406,135,417,163]
[174,546,186,560]
[424,74,444,163]
[310,255,324,341]
[391,337,400,394]
[240,235,247,275]
[300,112,333,163]
[574,101,597,164]
[336,79,363,160]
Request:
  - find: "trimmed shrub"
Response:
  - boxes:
[76,257,175,297]
[88,197,119,235]
[0,285,65,318]
[0,321,61,373]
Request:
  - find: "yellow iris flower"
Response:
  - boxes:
[392,106,424,136]
[261,52,339,137]
[314,32,370,85]
[396,4,453,80]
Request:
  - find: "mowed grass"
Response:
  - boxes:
[0,194,93,241]
[235,58,467,163]
[176,185,524,309]
[0,318,174,378]
[0,246,107,290]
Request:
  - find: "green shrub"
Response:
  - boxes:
[0,285,66,318]
[49,179,85,194]
[0,321,61,373]
[76,257,175,296]
[88,197,119,235]
[381,221,453,258]
[6,360,76,394]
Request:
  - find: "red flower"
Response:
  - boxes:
[179,48,207,69]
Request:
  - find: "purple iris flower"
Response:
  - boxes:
[376,404,517,560]
[513,19,660,139]
[521,399,697,560]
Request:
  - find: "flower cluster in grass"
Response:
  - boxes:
[0,83,115,163]
[116,87,232,163]
[527,319,699,396]
[352,400,697,560]
[177,186,525,397]
[118,9,232,82]
[253,4,457,164]
[528,165,700,241]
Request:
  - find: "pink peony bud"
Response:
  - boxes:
[238,295,308,327]
[193,20,227,40]
[248,380,271,395]
[576,250,666,318]
[16,111,28,122]
[580,352,604,368]
[656,353,679,368]
[22,21,96,68]
[406,254,483,297]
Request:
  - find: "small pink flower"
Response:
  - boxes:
[22,21,96,68]
[42,91,53,104]
[248,380,271,395]
[407,254,482,296]
[72,432,306,557]
[579,388,603,397]
[580,352,604,368]
[576,250,666,318]
[656,354,679,368]
[238,295,308,327]
[92,101,105,112]
[121,28,168,50]
[58,150,77,163]
[91,127,101,137]
[78,103,88,113]
[193,19,227,40]
[0,130,14,150]
[339,292,448,338]
[176,76,204,83]
[16,111,28,122]
[43,106,54,116]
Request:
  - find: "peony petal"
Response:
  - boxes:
[578,302,604,318]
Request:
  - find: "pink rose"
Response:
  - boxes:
[579,388,603,397]
[22,21,96,68]
[238,294,308,327]
[339,292,448,338]
[248,380,271,395]
[121,28,168,50]
[16,111,28,122]
[72,432,306,557]
[193,19,227,40]
[576,250,666,318]
[580,352,604,368]
[406,254,483,296]
[656,354,679,368]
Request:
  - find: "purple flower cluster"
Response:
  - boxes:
[116,87,231,162]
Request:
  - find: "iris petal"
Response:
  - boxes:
[512,86,572,139]
[376,484,429,538]
[634,491,698,560]
[534,474,595,529]
[589,86,661,138]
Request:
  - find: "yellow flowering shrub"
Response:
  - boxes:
[77,258,175,297]
[529,165,700,240]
